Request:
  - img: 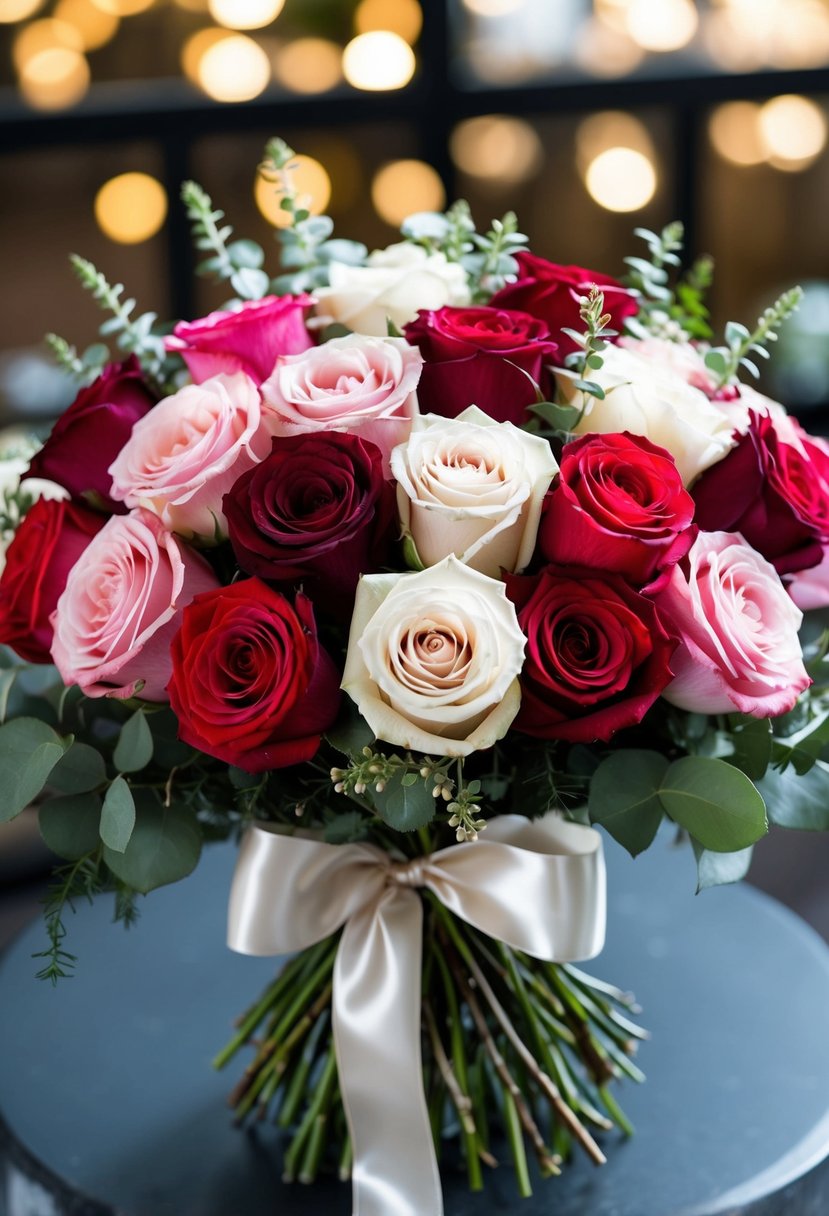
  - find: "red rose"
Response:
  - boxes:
[224,431,395,605]
[0,498,105,663]
[692,410,829,577]
[489,253,638,359]
[539,432,695,587]
[26,357,155,512]
[505,566,676,743]
[167,579,340,772]
[403,305,558,425]
[166,294,315,385]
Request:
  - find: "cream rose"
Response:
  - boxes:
[391,405,557,577]
[619,334,719,397]
[562,344,735,485]
[314,242,471,336]
[342,555,525,756]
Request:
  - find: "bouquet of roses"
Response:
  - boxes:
[1,137,828,1216]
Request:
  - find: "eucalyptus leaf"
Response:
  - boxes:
[373,774,435,832]
[114,710,154,774]
[103,795,201,894]
[39,793,102,860]
[658,756,767,852]
[100,777,136,854]
[727,715,772,780]
[49,741,107,794]
[759,761,829,830]
[588,750,668,857]
[230,267,270,300]
[0,717,71,823]
[692,841,753,892]
[227,239,264,268]
[530,400,583,431]
[325,703,374,758]
[324,811,370,844]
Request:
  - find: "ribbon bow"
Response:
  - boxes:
[228,814,606,1216]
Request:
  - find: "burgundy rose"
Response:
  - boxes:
[26,357,155,512]
[692,410,829,577]
[403,305,558,425]
[166,294,315,385]
[167,579,340,772]
[489,253,638,360]
[505,566,676,743]
[539,432,695,587]
[0,497,105,663]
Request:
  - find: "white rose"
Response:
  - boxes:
[391,405,557,577]
[562,344,736,486]
[314,242,471,336]
[0,433,68,577]
[342,554,525,757]
[619,335,718,397]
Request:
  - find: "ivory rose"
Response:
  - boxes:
[314,242,471,336]
[391,405,557,577]
[261,335,422,469]
[50,509,219,701]
[342,555,526,756]
[652,531,810,717]
[109,372,271,540]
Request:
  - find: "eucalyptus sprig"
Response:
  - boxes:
[45,332,110,384]
[562,285,616,401]
[463,211,529,302]
[69,254,168,386]
[181,179,269,301]
[623,222,714,341]
[704,285,804,388]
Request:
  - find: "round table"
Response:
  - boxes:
[2,834,829,1216]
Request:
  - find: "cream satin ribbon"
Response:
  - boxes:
[227,814,606,1216]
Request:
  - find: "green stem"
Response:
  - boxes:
[502,1085,532,1198]
[282,1046,338,1182]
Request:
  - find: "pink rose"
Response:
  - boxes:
[109,373,271,540]
[51,509,219,701]
[166,294,314,385]
[261,335,422,470]
[652,531,810,717]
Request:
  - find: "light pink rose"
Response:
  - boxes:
[653,530,810,717]
[619,335,720,398]
[109,372,271,540]
[261,335,422,470]
[165,294,314,385]
[51,509,219,701]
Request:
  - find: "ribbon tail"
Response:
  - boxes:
[333,887,442,1216]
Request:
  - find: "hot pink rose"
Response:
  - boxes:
[261,335,422,470]
[51,509,219,701]
[108,372,271,540]
[652,531,810,717]
[166,294,314,385]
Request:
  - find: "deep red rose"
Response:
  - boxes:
[692,410,829,577]
[167,579,340,773]
[26,357,155,512]
[0,497,105,663]
[489,253,638,360]
[166,294,315,385]
[505,566,676,743]
[403,305,558,424]
[539,432,695,587]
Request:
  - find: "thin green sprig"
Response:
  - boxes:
[623,222,714,341]
[70,254,168,385]
[704,286,804,388]
[33,852,104,983]
[45,332,110,384]
[562,285,616,401]
[181,179,269,301]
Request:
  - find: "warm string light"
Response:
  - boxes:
[0,0,45,21]
[354,0,422,43]
[709,95,827,172]
[450,115,543,183]
[342,31,415,90]
[275,38,342,93]
[195,32,271,101]
[207,0,284,31]
[371,160,445,226]
[576,111,658,212]
[95,172,168,243]
[54,0,119,50]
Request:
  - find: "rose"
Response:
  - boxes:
[691,409,829,577]
[109,372,271,540]
[618,335,731,400]
[538,431,695,587]
[224,431,395,604]
[562,343,736,485]
[342,554,526,756]
[314,242,471,336]
[0,498,105,664]
[26,358,156,511]
[489,253,638,358]
[165,294,314,385]
[652,531,810,716]
[51,509,219,701]
[505,566,676,743]
[391,405,557,578]
[167,579,341,772]
[261,335,422,470]
[403,305,559,424]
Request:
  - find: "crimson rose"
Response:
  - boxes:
[26,357,155,512]
[0,497,104,663]
[489,253,638,359]
[692,410,829,577]
[167,579,340,772]
[403,306,558,424]
[166,294,314,385]
[539,432,695,587]
[224,432,395,604]
[505,566,676,743]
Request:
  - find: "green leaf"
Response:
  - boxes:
[588,750,668,856]
[704,349,728,373]
[103,794,201,894]
[48,741,107,794]
[373,774,435,832]
[0,717,71,822]
[324,811,370,844]
[325,702,375,758]
[100,777,136,853]
[227,238,264,268]
[0,667,18,723]
[759,761,829,830]
[727,715,772,780]
[401,530,426,572]
[230,267,270,300]
[658,756,767,852]
[114,710,154,773]
[529,400,583,431]
[692,841,753,892]
[38,793,102,860]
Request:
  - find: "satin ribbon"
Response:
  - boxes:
[227,814,606,1216]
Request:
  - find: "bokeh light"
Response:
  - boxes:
[181,26,227,83]
[196,32,271,101]
[450,115,543,183]
[276,38,342,93]
[575,110,655,176]
[461,0,526,15]
[585,147,657,212]
[574,16,644,77]
[0,0,45,22]
[54,0,118,50]
[354,0,422,43]
[13,18,82,72]
[759,94,828,171]
[18,45,89,109]
[342,31,415,90]
[255,155,331,227]
[95,172,168,244]
[89,0,154,15]
[371,159,445,226]
[208,0,284,31]
[625,0,698,52]
[708,101,766,167]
